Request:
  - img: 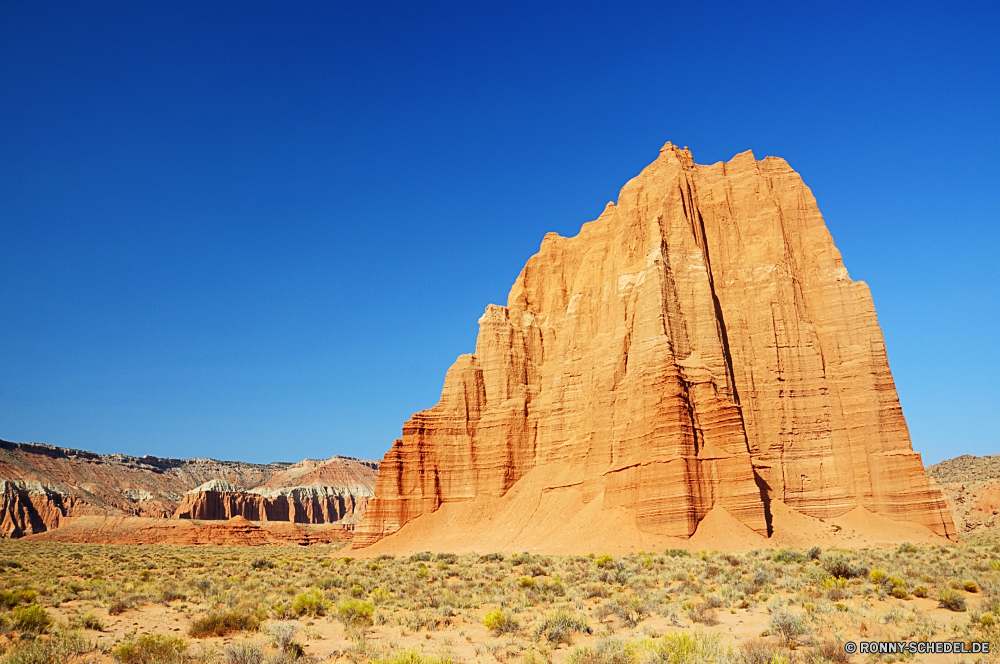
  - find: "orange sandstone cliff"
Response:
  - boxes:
[354,143,955,551]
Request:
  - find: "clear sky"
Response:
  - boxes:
[1,2,997,465]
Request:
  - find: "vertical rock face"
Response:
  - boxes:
[355,143,955,549]
[173,458,378,524]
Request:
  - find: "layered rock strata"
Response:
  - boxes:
[0,440,378,537]
[174,479,373,524]
[355,143,955,549]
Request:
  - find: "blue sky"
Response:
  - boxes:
[1,2,997,465]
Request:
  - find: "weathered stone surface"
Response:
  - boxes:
[173,458,376,524]
[927,454,1000,534]
[355,143,955,550]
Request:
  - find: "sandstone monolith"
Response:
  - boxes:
[354,143,955,550]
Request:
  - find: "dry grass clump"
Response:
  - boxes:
[112,633,187,664]
[187,607,261,637]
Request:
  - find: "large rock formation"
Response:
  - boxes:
[173,457,376,524]
[927,454,1000,535]
[355,143,955,551]
[0,439,377,538]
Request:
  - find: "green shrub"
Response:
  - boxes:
[913,585,928,598]
[74,611,105,631]
[610,596,649,628]
[483,608,520,635]
[772,549,805,564]
[337,599,375,627]
[408,552,433,562]
[291,589,328,617]
[664,549,690,558]
[371,649,457,664]
[517,576,536,589]
[1,630,89,664]
[594,554,615,569]
[938,587,967,612]
[112,634,187,664]
[0,589,37,608]
[188,609,260,637]
[639,632,733,664]
[963,580,979,593]
[371,587,391,605]
[822,556,868,579]
[533,610,590,644]
[870,569,888,584]
[567,637,636,664]
[250,557,273,570]
[806,546,822,560]
[11,605,51,634]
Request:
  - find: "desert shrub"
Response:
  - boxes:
[891,586,909,599]
[640,632,734,664]
[870,569,888,584]
[107,594,139,615]
[964,580,980,593]
[435,553,457,564]
[349,583,366,598]
[509,553,532,566]
[371,649,457,664]
[913,585,928,598]
[567,637,636,664]
[337,599,375,627]
[1,630,90,664]
[772,549,805,564]
[113,634,187,664]
[188,609,260,637]
[738,638,784,664]
[11,605,51,634]
[158,581,185,603]
[806,546,822,561]
[0,589,37,608]
[72,611,104,631]
[517,576,536,589]
[408,552,433,562]
[291,589,327,617]
[594,554,615,569]
[811,639,850,664]
[479,553,504,562]
[822,556,868,579]
[371,587,391,605]
[665,549,690,558]
[0,559,22,569]
[483,608,520,635]
[938,587,967,612]
[768,608,809,643]
[533,610,590,644]
[250,557,274,570]
[268,621,300,653]
[610,595,649,628]
[898,542,918,554]
[221,640,266,664]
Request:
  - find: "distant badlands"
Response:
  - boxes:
[3,144,988,553]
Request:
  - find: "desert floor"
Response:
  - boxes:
[0,536,997,664]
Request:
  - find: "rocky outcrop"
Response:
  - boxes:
[174,472,375,524]
[0,440,378,537]
[355,143,955,550]
[927,454,1000,534]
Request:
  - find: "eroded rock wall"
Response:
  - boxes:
[355,143,955,548]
